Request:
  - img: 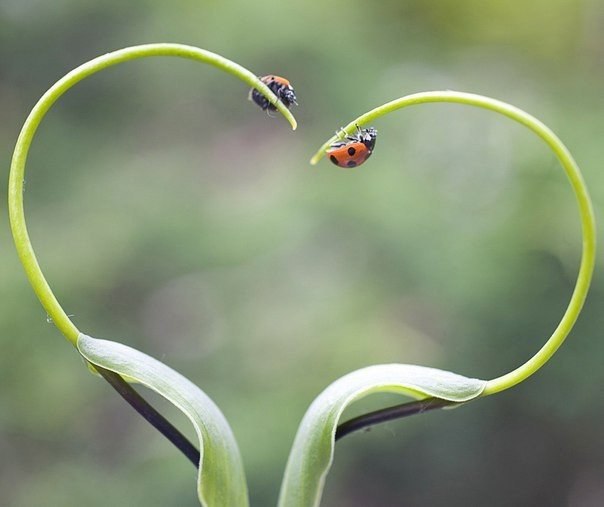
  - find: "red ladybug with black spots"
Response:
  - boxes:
[327,125,378,168]
[249,75,297,112]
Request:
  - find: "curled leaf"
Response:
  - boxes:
[77,333,248,507]
[278,364,486,507]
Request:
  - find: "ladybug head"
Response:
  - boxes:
[360,127,377,151]
[279,86,298,108]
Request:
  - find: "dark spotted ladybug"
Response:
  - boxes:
[327,125,378,168]
[249,75,297,112]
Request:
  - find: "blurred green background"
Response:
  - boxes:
[1,0,604,505]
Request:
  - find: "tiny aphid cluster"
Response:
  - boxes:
[249,76,378,168]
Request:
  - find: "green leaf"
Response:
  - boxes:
[77,333,248,507]
[278,364,486,507]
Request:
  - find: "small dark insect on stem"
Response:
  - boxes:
[335,397,458,441]
[95,365,201,468]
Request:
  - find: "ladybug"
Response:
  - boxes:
[327,125,378,168]
[249,75,297,112]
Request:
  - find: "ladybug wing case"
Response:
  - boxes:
[327,141,371,168]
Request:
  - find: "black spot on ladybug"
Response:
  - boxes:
[330,155,339,165]
[347,160,357,167]
[347,147,356,156]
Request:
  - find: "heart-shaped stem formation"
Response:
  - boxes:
[310,91,596,438]
[8,43,297,471]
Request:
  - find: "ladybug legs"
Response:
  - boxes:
[334,126,347,139]
[331,129,349,149]
[334,126,358,143]
[335,124,366,142]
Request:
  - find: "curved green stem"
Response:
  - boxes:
[311,91,596,396]
[8,43,297,347]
